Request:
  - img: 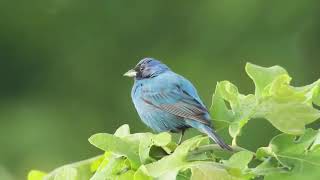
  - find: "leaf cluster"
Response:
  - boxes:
[28,63,320,180]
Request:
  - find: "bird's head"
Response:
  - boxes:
[124,58,170,80]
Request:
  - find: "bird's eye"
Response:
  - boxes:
[140,66,145,71]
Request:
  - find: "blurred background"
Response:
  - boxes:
[0,0,319,179]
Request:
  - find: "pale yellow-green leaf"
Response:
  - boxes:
[245,62,287,98]
[28,170,47,180]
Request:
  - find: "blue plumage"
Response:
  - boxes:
[124,58,231,150]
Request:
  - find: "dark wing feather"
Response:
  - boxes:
[141,86,211,126]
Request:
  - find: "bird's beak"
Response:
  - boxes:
[123,69,137,77]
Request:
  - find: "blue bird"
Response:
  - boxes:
[124,58,231,150]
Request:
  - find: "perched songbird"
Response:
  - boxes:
[124,58,231,150]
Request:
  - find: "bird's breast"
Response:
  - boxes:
[132,82,151,108]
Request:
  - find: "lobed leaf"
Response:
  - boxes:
[188,162,243,180]
[39,156,101,180]
[89,133,140,169]
[211,81,257,144]
[144,136,209,178]
[245,63,287,98]
[223,151,253,171]
[139,132,172,164]
[212,63,320,142]
[255,98,320,134]
[258,129,320,180]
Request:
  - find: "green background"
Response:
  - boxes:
[0,0,319,179]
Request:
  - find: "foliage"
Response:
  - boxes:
[28,63,320,180]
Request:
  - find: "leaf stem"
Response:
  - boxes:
[189,144,256,156]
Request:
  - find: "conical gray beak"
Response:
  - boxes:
[123,69,137,77]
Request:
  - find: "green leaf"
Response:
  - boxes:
[28,170,46,180]
[247,64,320,135]
[259,129,320,180]
[114,124,131,138]
[262,74,306,101]
[245,62,287,98]
[117,170,135,180]
[294,79,320,105]
[265,162,320,180]
[251,158,286,176]
[256,147,273,160]
[222,151,254,179]
[267,129,319,166]
[89,133,140,169]
[139,132,171,164]
[254,75,320,135]
[210,82,235,130]
[223,151,253,170]
[311,130,320,150]
[91,155,132,180]
[144,136,209,178]
[176,169,191,180]
[229,93,256,140]
[134,166,153,180]
[313,85,320,106]
[90,154,118,180]
[188,162,243,180]
[41,156,101,180]
[52,167,78,180]
[90,156,104,173]
[256,98,320,134]
[211,81,257,144]
[212,63,320,140]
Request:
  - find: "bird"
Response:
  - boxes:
[124,57,232,150]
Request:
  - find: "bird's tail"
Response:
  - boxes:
[199,124,232,151]
[185,120,232,151]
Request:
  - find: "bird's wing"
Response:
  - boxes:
[141,84,211,126]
